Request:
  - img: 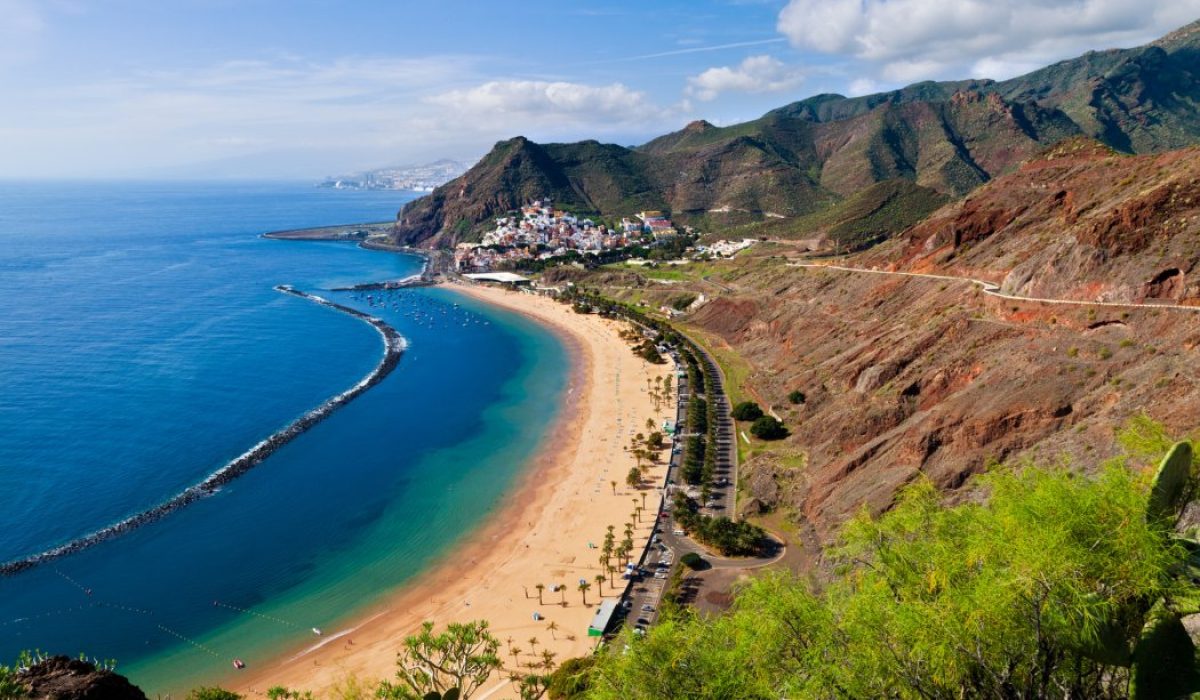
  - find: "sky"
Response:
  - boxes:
[2,0,1199,179]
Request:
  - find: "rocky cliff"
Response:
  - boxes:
[577,138,1200,554]
[862,137,1200,305]
[16,657,147,700]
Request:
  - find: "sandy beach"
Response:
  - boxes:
[233,283,674,698]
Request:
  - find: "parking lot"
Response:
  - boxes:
[609,339,743,637]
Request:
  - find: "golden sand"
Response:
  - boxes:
[233,283,673,698]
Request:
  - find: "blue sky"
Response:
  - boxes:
[2,0,1198,179]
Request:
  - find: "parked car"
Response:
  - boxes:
[641,604,655,613]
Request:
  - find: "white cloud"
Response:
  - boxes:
[0,56,681,178]
[427,80,656,123]
[686,55,806,101]
[846,78,879,97]
[777,0,1200,85]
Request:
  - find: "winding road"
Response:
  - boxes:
[788,262,1200,313]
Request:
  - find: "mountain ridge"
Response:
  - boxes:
[394,19,1200,249]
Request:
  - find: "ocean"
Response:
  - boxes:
[0,182,568,694]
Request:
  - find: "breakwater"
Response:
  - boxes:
[330,274,436,292]
[0,286,406,576]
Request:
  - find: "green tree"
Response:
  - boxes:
[377,620,501,700]
[787,390,806,405]
[587,447,1196,700]
[266,688,313,700]
[187,689,243,700]
[625,467,640,489]
[731,401,763,421]
[578,581,592,606]
[749,416,787,440]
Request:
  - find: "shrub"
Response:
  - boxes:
[731,401,764,421]
[787,390,806,405]
[187,689,243,700]
[549,656,595,699]
[680,552,704,569]
[587,452,1195,699]
[750,416,788,440]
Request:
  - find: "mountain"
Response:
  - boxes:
[394,19,1200,249]
[860,136,1200,304]
[566,136,1200,551]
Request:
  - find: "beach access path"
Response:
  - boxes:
[233,283,673,699]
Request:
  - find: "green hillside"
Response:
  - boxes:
[395,19,1200,250]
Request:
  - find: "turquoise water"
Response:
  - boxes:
[0,182,568,694]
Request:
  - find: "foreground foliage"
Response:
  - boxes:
[377,621,501,700]
[587,445,1200,699]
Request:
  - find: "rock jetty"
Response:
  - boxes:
[0,286,406,576]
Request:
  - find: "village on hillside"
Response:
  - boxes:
[452,199,756,272]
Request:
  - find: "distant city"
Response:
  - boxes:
[317,158,472,192]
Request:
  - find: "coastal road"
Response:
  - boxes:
[788,262,1200,313]
[610,338,760,636]
[681,336,738,520]
[610,350,686,635]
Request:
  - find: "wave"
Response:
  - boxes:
[0,286,407,577]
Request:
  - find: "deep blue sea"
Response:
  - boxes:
[0,182,568,694]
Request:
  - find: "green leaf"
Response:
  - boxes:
[1131,610,1200,700]
[1147,442,1194,525]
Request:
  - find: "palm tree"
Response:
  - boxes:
[641,492,648,510]
[610,480,617,495]
[547,621,558,640]
[528,636,540,659]
[541,649,557,671]
[594,573,606,596]
[508,644,520,668]
[646,417,656,433]
[578,581,591,606]
[607,563,617,588]
[559,583,567,606]
[535,583,545,605]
